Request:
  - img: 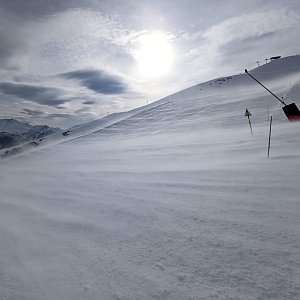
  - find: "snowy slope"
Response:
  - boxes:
[0,56,299,300]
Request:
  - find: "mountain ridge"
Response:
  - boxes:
[0,118,61,150]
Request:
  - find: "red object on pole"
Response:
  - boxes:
[282,103,300,121]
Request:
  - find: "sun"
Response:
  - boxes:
[133,32,174,78]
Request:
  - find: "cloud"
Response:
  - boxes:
[0,7,27,69]
[176,7,300,83]
[42,112,94,129]
[0,5,137,75]
[0,0,70,18]
[0,82,69,107]
[83,100,96,105]
[76,107,91,113]
[203,9,300,46]
[21,109,45,116]
[60,69,127,94]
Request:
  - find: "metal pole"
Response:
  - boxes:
[267,116,273,158]
[248,115,253,136]
[245,69,286,105]
[245,109,253,135]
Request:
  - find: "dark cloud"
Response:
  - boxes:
[0,31,15,66]
[60,69,127,94]
[21,109,46,116]
[46,113,75,118]
[0,0,75,19]
[83,100,96,105]
[76,107,90,113]
[0,82,69,107]
[0,0,137,20]
[0,9,24,69]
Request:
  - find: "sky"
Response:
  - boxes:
[0,0,300,128]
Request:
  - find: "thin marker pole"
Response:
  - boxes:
[267,116,273,158]
[248,115,253,136]
[245,109,253,136]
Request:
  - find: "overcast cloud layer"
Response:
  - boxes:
[0,0,299,128]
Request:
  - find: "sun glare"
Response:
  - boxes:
[133,32,174,78]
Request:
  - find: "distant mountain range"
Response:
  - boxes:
[0,119,61,149]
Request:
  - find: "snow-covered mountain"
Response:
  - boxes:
[0,55,299,300]
[0,118,60,149]
[0,118,33,134]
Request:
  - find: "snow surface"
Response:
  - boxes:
[0,56,300,299]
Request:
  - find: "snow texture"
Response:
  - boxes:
[0,56,300,299]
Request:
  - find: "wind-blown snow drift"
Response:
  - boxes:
[0,56,299,300]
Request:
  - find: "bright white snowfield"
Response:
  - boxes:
[1,56,300,300]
